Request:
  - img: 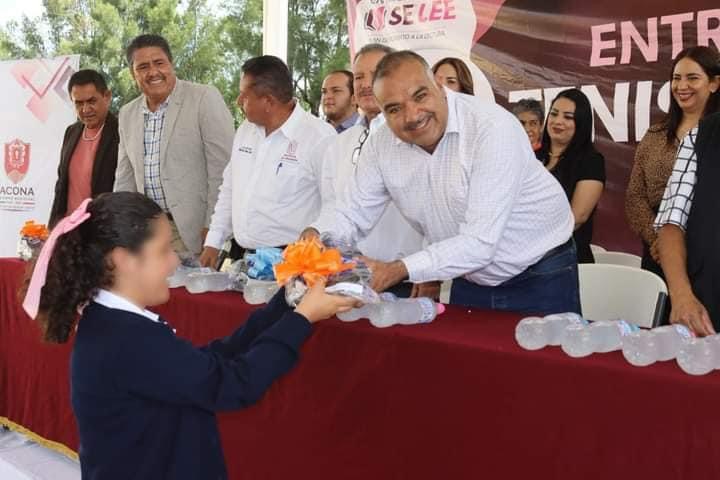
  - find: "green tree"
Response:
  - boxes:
[287,0,349,115]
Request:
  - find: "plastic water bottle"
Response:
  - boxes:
[707,334,720,370]
[515,312,583,350]
[622,325,694,367]
[337,292,398,322]
[677,337,716,376]
[168,266,213,288]
[371,297,444,328]
[621,330,658,367]
[185,271,233,294]
[561,320,638,358]
[243,278,280,305]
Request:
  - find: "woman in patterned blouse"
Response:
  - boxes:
[625,46,720,279]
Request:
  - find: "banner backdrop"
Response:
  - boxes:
[345,1,720,254]
[0,56,79,257]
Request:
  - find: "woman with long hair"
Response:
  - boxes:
[20,191,357,479]
[626,46,720,279]
[432,57,475,95]
[537,88,605,264]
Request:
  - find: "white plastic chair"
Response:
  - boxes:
[590,244,606,255]
[578,264,668,328]
[593,251,642,269]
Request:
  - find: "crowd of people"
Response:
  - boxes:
[19,31,719,478]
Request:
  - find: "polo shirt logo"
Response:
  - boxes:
[238,146,253,154]
[280,140,299,162]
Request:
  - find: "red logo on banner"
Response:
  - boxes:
[364,6,386,32]
[4,139,31,184]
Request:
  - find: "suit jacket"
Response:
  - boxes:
[113,79,234,253]
[49,113,119,228]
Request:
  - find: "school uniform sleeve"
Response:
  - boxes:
[201,288,292,358]
[116,301,312,412]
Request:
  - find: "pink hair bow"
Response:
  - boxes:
[22,198,92,319]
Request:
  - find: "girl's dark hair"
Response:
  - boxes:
[539,88,597,186]
[662,46,720,144]
[432,57,474,95]
[20,192,163,343]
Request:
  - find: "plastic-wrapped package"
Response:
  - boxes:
[274,239,378,307]
[167,265,214,289]
[17,221,49,261]
[245,247,283,280]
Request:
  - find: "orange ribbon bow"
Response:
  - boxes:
[20,221,49,241]
[273,239,355,286]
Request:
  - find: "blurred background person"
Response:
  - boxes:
[513,98,544,152]
[49,69,118,228]
[537,88,605,264]
[321,69,358,133]
[432,57,474,95]
[626,46,720,279]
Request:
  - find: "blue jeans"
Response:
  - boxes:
[449,240,581,316]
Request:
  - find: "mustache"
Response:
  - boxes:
[404,113,432,132]
[358,88,374,97]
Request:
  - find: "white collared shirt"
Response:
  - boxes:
[316,114,424,262]
[315,89,574,286]
[93,289,161,323]
[205,102,336,249]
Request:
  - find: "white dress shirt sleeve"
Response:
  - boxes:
[204,149,235,250]
[314,135,391,244]
[314,137,341,229]
[402,116,529,283]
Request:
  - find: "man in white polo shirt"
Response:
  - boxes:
[316,43,425,298]
[308,51,578,315]
[199,56,336,268]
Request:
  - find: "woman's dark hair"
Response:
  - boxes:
[432,57,474,95]
[539,88,597,186]
[20,192,163,343]
[662,46,720,144]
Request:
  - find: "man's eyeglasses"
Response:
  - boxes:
[351,128,370,171]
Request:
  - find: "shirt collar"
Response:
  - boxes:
[336,111,360,133]
[256,100,305,141]
[392,86,458,146]
[93,289,161,323]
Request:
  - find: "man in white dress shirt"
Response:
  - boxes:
[316,43,425,298]
[199,56,336,268]
[308,51,579,315]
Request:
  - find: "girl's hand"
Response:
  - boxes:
[295,279,361,323]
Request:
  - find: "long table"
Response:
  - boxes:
[1,257,720,479]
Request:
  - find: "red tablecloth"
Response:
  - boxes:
[2,257,720,479]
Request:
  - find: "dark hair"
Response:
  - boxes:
[67,69,109,96]
[353,43,395,63]
[241,55,294,104]
[126,34,173,68]
[512,98,544,123]
[662,46,720,144]
[432,57,474,95]
[539,88,597,186]
[325,69,354,95]
[373,50,429,85]
[20,192,163,343]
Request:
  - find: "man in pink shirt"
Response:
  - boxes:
[49,70,118,227]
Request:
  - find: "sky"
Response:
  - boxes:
[0,0,44,26]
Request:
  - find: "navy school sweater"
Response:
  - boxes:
[70,289,311,479]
